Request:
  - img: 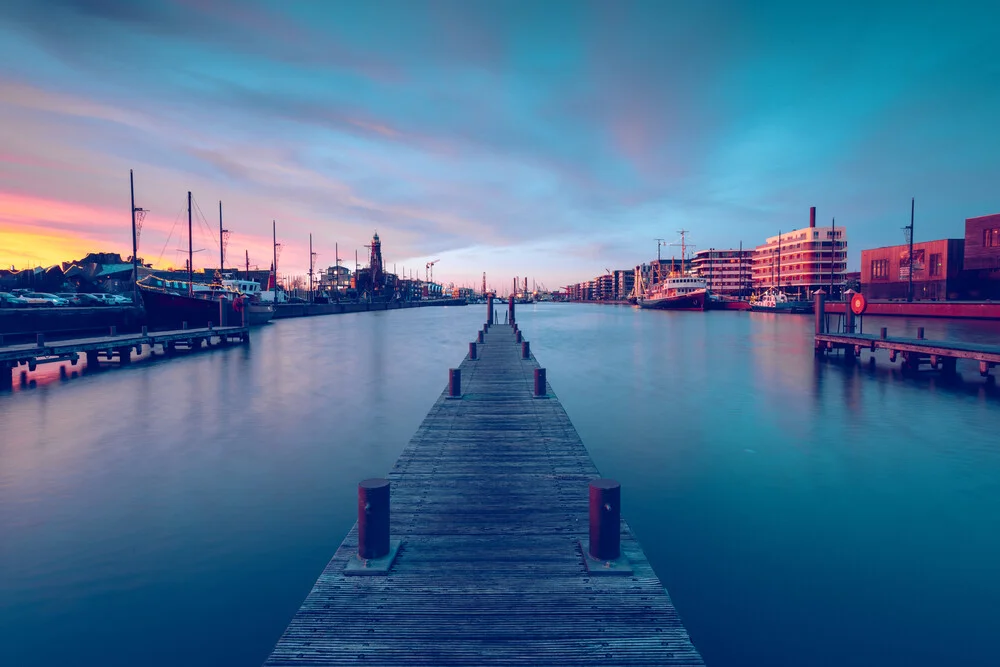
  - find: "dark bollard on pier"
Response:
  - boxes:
[469,342,477,360]
[917,327,925,339]
[880,327,888,340]
[448,368,461,398]
[36,333,45,348]
[508,295,515,326]
[533,368,546,398]
[522,341,530,359]
[814,289,827,335]
[477,330,484,344]
[109,325,117,336]
[581,479,632,575]
[345,478,401,575]
[516,330,522,344]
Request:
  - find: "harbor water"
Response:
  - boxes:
[1,304,998,666]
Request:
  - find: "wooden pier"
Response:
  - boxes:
[264,318,703,666]
[813,291,1000,378]
[0,324,249,389]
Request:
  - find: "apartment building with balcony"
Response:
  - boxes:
[691,249,753,296]
[752,207,848,298]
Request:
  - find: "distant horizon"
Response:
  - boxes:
[2,1,998,288]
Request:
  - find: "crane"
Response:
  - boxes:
[425,259,440,284]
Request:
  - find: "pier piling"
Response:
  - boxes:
[469,342,477,360]
[588,479,621,560]
[516,329,522,343]
[477,330,484,344]
[814,289,827,335]
[508,294,515,325]
[522,340,530,359]
[533,367,546,397]
[448,368,461,398]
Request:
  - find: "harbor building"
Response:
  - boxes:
[614,269,634,301]
[595,274,615,300]
[962,213,1000,299]
[691,249,753,297]
[752,207,848,299]
[861,239,965,300]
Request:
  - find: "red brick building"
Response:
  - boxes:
[962,213,1000,299]
[860,239,965,300]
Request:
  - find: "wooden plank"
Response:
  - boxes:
[264,325,703,666]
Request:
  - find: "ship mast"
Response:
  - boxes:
[187,191,193,296]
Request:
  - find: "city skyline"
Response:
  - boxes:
[2,0,999,289]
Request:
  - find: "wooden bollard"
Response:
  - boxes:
[357,479,390,559]
[814,289,826,335]
[36,333,45,347]
[534,368,546,397]
[483,322,490,332]
[469,342,477,360]
[589,479,621,561]
[516,330,522,344]
[880,327,887,340]
[141,325,148,336]
[109,325,117,336]
[917,327,925,339]
[449,368,461,397]
[522,341,530,359]
[477,330,484,343]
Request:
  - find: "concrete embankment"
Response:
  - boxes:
[273,298,467,319]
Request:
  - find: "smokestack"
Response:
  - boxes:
[809,206,816,228]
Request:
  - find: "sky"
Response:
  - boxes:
[1,0,998,290]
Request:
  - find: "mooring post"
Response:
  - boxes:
[357,479,390,559]
[448,368,461,397]
[522,340,530,359]
[533,367,546,397]
[843,300,855,334]
[109,325,117,336]
[588,479,621,561]
[880,327,887,340]
[814,289,827,335]
[469,342,477,360]
[182,321,188,330]
[508,295,515,326]
[483,321,490,333]
[516,330,522,344]
[477,330,484,344]
[141,325,148,336]
[36,333,45,347]
[486,294,493,326]
[917,327,925,340]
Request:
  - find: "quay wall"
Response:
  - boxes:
[825,300,1000,320]
[0,306,141,340]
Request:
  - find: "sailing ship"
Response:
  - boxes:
[136,191,273,328]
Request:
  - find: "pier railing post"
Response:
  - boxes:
[357,479,390,559]
[469,342,477,360]
[588,479,621,561]
[449,368,461,397]
[814,289,827,335]
[533,368,546,397]
[522,341,530,359]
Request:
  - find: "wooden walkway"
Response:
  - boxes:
[264,324,703,666]
[815,330,1000,377]
[0,325,249,388]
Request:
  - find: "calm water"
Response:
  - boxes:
[2,304,999,666]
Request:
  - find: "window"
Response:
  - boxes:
[929,253,942,277]
[871,258,889,279]
[986,228,1000,248]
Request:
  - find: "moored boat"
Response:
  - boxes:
[638,276,709,310]
[749,288,813,314]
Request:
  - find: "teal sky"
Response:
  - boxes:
[1,0,998,288]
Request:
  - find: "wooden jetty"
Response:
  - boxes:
[0,324,249,389]
[264,305,703,666]
[813,290,1000,378]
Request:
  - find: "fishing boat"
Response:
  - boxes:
[637,229,710,311]
[749,288,814,314]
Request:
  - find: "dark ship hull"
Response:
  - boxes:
[138,285,247,329]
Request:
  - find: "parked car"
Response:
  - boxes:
[0,292,30,307]
[108,294,133,305]
[75,293,106,306]
[56,293,84,306]
[23,293,70,306]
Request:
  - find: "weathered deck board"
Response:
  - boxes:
[264,325,703,667]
